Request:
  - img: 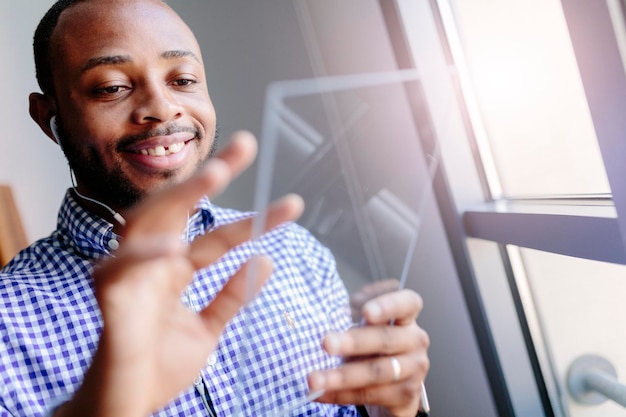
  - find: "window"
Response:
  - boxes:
[397,0,626,416]
[451,0,610,198]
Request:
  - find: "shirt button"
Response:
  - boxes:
[107,239,120,251]
[207,352,218,367]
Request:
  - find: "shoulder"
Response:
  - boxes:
[0,231,93,305]
[1,231,75,275]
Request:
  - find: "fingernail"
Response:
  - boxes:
[308,371,326,390]
[325,333,341,355]
[364,302,382,322]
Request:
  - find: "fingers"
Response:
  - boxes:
[199,255,273,336]
[351,279,400,308]
[322,324,428,358]
[121,159,230,239]
[313,377,422,416]
[309,352,428,391]
[188,193,304,269]
[213,130,258,177]
[94,236,187,288]
[350,279,400,323]
[361,289,424,326]
[308,346,428,417]
[110,234,186,261]
[324,289,429,359]
[309,288,430,415]
[312,321,429,393]
[122,131,258,238]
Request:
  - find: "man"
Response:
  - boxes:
[0,0,430,416]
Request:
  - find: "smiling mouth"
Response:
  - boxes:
[134,140,192,156]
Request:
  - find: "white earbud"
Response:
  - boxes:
[50,115,61,147]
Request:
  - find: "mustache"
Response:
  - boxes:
[116,123,201,149]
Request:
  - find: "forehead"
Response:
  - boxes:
[52,0,202,70]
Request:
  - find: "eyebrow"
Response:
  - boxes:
[80,50,200,73]
[161,49,200,62]
[81,55,131,73]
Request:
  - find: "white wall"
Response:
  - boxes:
[0,1,69,242]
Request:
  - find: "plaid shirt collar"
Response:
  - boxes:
[56,189,216,261]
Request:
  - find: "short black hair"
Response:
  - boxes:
[33,0,87,95]
[33,0,170,95]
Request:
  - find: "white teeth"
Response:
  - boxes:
[154,146,166,156]
[169,142,183,153]
[138,142,185,156]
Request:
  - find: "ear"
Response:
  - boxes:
[29,92,58,144]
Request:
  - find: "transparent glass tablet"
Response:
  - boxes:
[234,69,440,416]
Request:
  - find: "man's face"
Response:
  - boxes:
[50,0,216,211]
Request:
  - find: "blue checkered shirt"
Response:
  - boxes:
[0,191,359,416]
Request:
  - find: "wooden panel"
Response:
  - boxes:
[0,186,28,268]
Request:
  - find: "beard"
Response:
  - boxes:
[55,116,218,210]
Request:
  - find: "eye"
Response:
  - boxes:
[170,77,198,88]
[93,84,131,97]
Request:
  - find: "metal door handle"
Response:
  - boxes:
[567,354,626,407]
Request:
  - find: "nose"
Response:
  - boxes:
[132,79,183,124]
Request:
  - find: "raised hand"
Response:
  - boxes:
[57,132,304,417]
